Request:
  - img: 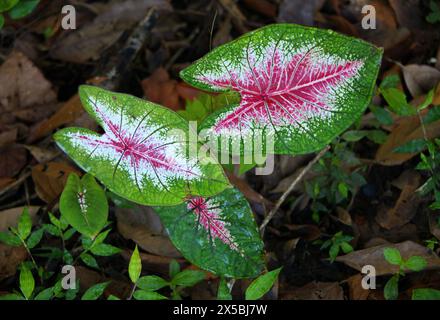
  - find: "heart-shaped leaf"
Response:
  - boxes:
[60,173,108,239]
[154,188,265,278]
[54,85,229,206]
[181,24,382,155]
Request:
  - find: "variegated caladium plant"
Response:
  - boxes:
[154,188,264,278]
[54,85,230,206]
[181,24,383,155]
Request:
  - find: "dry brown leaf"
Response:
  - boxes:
[50,0,171,63]
[225,171,273,207]
[277,0,325,26]
[336,241,440,276]
[242,0,277,18]
[31,162,80,203]
[0,51,56,125]
[375,170,422,229]
[0,145,26,179]
[375,110,440,165]
[402,64,440,98]
[28,95,84,143]
[76,266,131,298]
[141,68,181,111]
[24,145,59,163]
[0,244,27,281]
[116,206,181,258]
[0,206,39,232]
[280,281,344,300]
[347,274,369,300]
[429,211,440,241]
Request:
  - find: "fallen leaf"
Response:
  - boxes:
[31,162,81,203]
[0,144,26,178]
[375,170,422,229]
[50,0,171,63]
[375,110,440,165]
[277,0,325,26]
[280,281,344,300]
[347,274,369,300]
[402,64,440,98]
[24,145,59,163]
[0,51,56,125]
[336,241,440,276]
[0,244,27,281]
[141,68,181,111]
[116,206,181,258]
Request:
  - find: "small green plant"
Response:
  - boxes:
[0,0,40,29]
[127,246,205,300]
[383,247,427,300]
[412,288,440,300]
[320,231,353,262]
[306,142,367,222]
[427,0,440,23]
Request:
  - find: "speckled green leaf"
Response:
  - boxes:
[54,85,229,206]
[60,173,108,239]
[154,188,265,278]
[181,24,382,155]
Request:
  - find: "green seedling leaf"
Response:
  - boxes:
[18,207,32,240]
[418,89,434,110]
[384,274,399,300]
[0,14,4,29]
[381,88,415,116]
[171,270,206,288]
[81,282,110,300]
[0,0,19,12]
[169,259,180,279]
[423,106,440,124]
[9,0,39,19]
[0,294,24,300]
[54,85,230,206]
[137,275,169,291]
[384,247,402,265]
[370,105,393,125]
[34,287,54,300]
[245,267,282,300]
[80,253,99,269]
[181,24,382,156]
[155,188,265,278]
[26,228,44,249]
[133,290,167,300]
[60,173,108,239]
[341,130,368,142]
[129,245,141,284]
[404,256,427,272]
[217,277,232,300]
[90,243,121,256]
[19,263,35,299]
[412,288,440,300]
[380,74,400,90]
[0,231,21,246]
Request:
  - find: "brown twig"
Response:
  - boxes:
[259,146,330,235]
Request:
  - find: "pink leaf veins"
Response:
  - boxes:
[201,47,364,136]
[188,196,240,253]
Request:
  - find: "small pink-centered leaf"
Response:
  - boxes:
[54,86,229,206]
[154,188,265,278]
[181,24,383,155]
[187,196,240,252]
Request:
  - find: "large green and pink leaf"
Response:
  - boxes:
[154,188,265,278]
[181,24,383,155]
[54,86,230,206]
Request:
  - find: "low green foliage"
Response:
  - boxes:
[320,231,354,262]
[0,0,39,29]
[383,247,428,300]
